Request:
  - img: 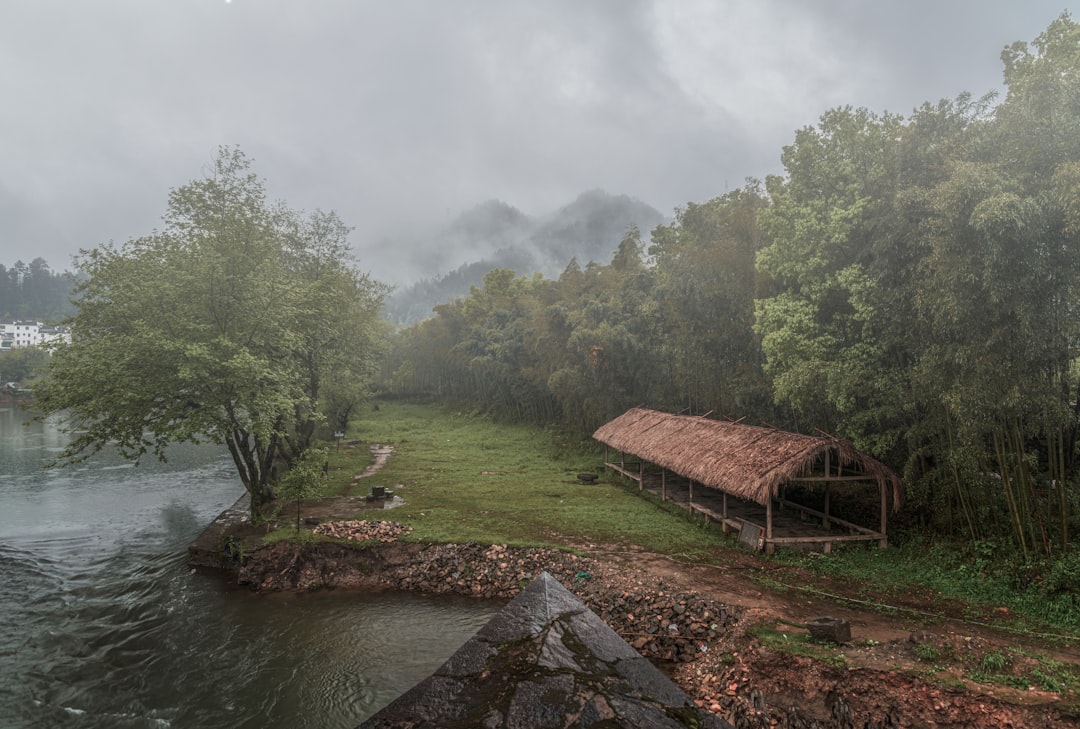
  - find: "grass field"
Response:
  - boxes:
[323,399,731,559]
[309,398,1080,641]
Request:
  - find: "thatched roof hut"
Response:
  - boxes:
[593,408,903,551]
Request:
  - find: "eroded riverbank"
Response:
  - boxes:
[186,431,1079,728]
[201,534,1076,728]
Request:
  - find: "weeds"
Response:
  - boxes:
[748,625,847,669]
[980,650,1008,673]
[779,538,1080,639]
[1023,653,1080,693]
[261,527,333,547]
[915,643,940,663]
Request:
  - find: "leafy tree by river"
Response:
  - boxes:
[36,147,389,520]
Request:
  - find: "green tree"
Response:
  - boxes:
[276,447,328,533]
[544,228,668,432]
[909,14,1080,551]
[755,106,911,440]
[0,346,51,384]
[649,186,771,418]
[36,147,387,520]
[0,258,76,321]
[452,268,557,423]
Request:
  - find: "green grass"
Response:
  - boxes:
[1017,651,1080,693]
[771,540,1080,639]
[965,649,1080,694]
[323,400,730,558]
[314,399,1080,646]
[747,625,848,669]
[261,526,333,546]
[915,643,942,663]
[323,441,375,496]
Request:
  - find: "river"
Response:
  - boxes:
[0,404,501,729]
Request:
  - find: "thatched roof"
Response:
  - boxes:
[593,408,903,510]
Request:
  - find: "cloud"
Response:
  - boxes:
[0,0,1071,283]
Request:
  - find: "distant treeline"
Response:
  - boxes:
[0,258,76,321]
[381,14,1080,557]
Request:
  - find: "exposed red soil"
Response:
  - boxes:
[602,546,1079,728]
[225,532,1078,729]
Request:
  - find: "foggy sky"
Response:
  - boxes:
[1,1,1073,284]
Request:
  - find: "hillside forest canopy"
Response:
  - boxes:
[0,258,76,321]
[16,15,1080,561]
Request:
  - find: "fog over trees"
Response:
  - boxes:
[383,191,666,326]
[384,14,1080,557]
[15,14,1080,559]
[0,258,75,321]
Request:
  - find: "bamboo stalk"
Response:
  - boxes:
[994,427,1027,559]
[943,415,977,540]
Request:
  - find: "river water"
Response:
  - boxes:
[0,404,501,729]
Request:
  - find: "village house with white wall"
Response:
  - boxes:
[0,321,70,351]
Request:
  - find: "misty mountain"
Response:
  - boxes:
[385,190,666,326]
[399,199,534,276]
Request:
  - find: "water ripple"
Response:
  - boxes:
[2,412,502,729]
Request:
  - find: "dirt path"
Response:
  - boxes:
[582,544,1078,727]
[354,443,394,479]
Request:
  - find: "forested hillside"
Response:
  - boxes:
[381,14,1080,560]
[0,258,75,321]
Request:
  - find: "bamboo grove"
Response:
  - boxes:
[381,15,1080,555]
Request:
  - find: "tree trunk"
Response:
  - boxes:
[224,427,278,522]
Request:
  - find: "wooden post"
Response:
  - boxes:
[879,481,888,548]
[766,498,775,554]
[823,484,831,529]
[638,460,644,492]
[661,468,667,501]
[721,492,728,534]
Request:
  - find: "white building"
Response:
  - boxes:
[0,321,70,350]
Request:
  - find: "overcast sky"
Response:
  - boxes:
[1,1,1073,284]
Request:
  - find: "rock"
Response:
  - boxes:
[908,630,935,645]
[806,616,851,644]
[312,519,412,543]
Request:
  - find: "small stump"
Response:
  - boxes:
[807,616,851,643]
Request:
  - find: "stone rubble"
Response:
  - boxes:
[238,531,735,667]
[312,519,412,542]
